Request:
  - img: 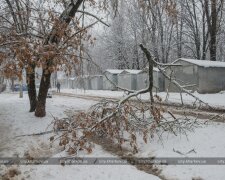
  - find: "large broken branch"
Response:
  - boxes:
[77,10,110,27]
[139,44,212,109]
[139,44,154,103]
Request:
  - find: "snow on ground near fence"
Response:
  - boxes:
[61,88,225,108]
[0,93,225,179]
[136,120,225,180]
[0,93,159,180]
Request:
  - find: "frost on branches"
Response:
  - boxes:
[50,45,205,156]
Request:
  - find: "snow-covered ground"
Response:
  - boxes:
[0,92,225,180]
[0,93,159,180]
[60,88,225,108]
[136,121,225,180]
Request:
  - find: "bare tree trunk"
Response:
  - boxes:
[140,44,154,103]
[210,0,217,61]
[202,4,209,60]
[35,70,51,117]
[176,19,183,58]
[204,0,217,61]
[192,0,201,59]
[26,65,37,112]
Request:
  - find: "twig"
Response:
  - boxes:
[15,129,67,138]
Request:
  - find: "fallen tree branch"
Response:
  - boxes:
[46,44,208,157]
[77,10,110,27]
[139,44,213,110]
[15,130,57,138]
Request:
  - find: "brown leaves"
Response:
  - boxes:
[143,130,148,144]
[133,145,138,154]
[59,136,69,146]
[2,168,21,179]
[151,106,162,123]
[51,97,166,156]
[131,134,136,142]
[68,147,77,155]
[154,95,162,102]
[50,136,54,142]
[72,131,77,138]
[84,145,93,154]
[0,1,93,81]
[83,131,93,138]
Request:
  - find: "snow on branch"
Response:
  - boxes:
[77,10,110,27]
[139,44,212,109]
[46,44,205,156]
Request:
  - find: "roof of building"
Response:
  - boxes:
[140,67,160,73]
[105,69,124,74]
[121,69,142,74]
[105,68,160,75]
[174,58,225,68]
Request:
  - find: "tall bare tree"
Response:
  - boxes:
[204,0,224,61]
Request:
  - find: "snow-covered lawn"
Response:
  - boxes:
[0,93,159,180]
[60,88,225,108]
[136,121,225,180]
[0,92,225,180]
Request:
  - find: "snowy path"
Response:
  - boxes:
[0,93,96,157]
[0,93,160,180]
[61,89,225,108]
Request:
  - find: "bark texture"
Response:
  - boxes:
[35,0,84,117]
[26,65,37,112]
[139,44,154,103]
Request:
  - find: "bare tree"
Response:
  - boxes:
[203,0,224,61]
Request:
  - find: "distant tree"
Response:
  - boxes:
[203,0,224,61]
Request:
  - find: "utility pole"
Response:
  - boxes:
[80,1,85,92]
[19,79,23,98]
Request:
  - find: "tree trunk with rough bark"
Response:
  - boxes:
[139,44,154,103]
[26,65,37,112]
[35,70,51,117]
[35,0,84,117]
[210,0,217,61]
[204,0,218,61]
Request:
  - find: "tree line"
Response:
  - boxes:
[0,0,224,117]
[91,0,224,71]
